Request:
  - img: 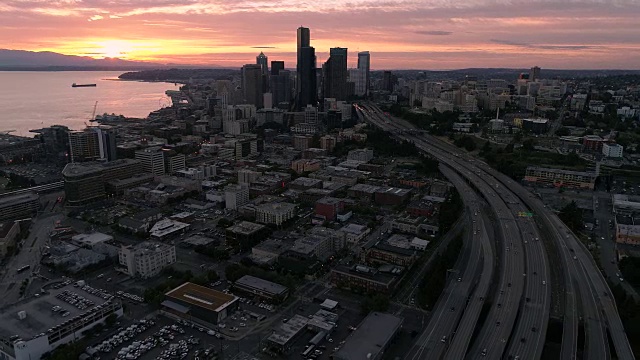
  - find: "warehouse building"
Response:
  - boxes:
[233,275,289,303]
[0,283,123,360]
[163,282,239,325]
[333,312,403,360]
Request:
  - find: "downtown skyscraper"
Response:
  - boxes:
[323,47,348,101]
[296,26,317,110]
[357,51,371,96]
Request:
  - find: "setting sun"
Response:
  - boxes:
[95,40,134,59]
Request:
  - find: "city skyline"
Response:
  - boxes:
[1,0,640,69]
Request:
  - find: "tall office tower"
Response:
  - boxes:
[382,70,397,92]
[323,47,348,101]
[241,64,264,108]
[270,70,292,108]
[271,61,285,75]
[297,27,310,52]
[297,47,317,110]
[530,66,541,81]
[357,51,371,96]
[256,52,269,77]
[348,68,367,96]
[296,26,316,110]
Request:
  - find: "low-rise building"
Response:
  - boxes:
[314,197,344,222]
[339,223,369,244]
[70,232,113,248]
[256,202,297,225]
[333,312,403,360]
[118,241,176,278]
[330,265,399,294]
[289,177,322,191]
[233,275,289,303]
[0,221,19,258]
[0,192,40,221]
[0,283,123,360]
[524,166,597,190]
[347,149,374,162]
[602,143,624,158]
[224,184,250,210]
[347,183,381,202]
[263,315,308,354]
[225,221,269,249]
[250,239,291,265]
[366,242,417,267]
[291,159,322,174]
[375,187,412,205]
[163,282,239,325]
[149,218,190,240]
[290,235,334,261]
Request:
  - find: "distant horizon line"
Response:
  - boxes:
[2,66,640,72]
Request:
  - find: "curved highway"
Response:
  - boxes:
[357,103,633,360]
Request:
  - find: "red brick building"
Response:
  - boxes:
[315,197,345,222]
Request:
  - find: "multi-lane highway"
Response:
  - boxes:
[405,165,489,359]
[357,103,634,360]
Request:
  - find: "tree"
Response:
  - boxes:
[558,201,584,233]
[207,269,220,282]
[556,127,570,136]
[105,313,117,328]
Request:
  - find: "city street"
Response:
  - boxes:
[0,212,63,306]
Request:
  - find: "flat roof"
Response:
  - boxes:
[150,218,189,237]
[165,282,237,313]
[266,314,308,346]
[62,159,139,177]
[0,192,39,208]
[235,275,288,296]
[376,187,412,196]
[526,166,596,177]
[71,232,113,246]
[227,221,266,235]
[0,283,113,340]
[334,312,403,360]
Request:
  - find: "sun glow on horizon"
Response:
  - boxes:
[94,40,134,59]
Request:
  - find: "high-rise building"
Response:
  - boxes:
[242,64,264,108]
[323,47,348,101]
[382,71,397,92]
[348,68,367,96]
[165,152,186,174]
[271,60,285,75]
[357,51,371,96]
[256,52,269,77]
[270,70,291,108]
[68,127,117,163]
[530,66,541,81]
[225,184,250,210]
[135,147,165,176]
[68,130,101,162]
[296,27,316,110]
[297,27,310,51]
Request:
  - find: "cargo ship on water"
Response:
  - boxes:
[71,83,97,88]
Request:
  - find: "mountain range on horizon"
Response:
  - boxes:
[2,48,640,75]
[0,49,205,70]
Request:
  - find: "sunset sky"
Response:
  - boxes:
[1,0,639,70]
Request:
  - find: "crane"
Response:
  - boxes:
[91,101,98,121]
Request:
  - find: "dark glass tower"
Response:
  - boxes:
[296,27,316,110]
